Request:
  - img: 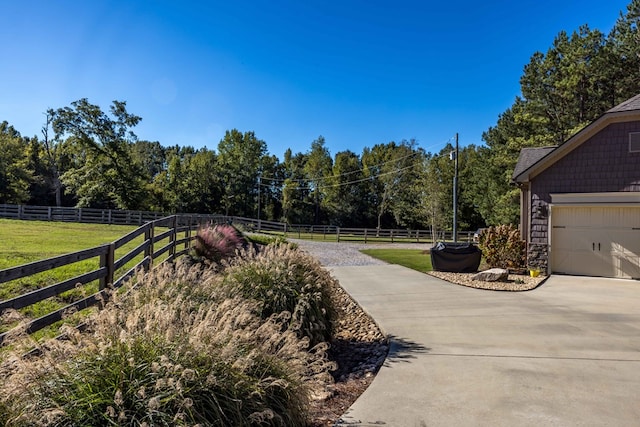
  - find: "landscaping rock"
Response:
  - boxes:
[471,268,509,282]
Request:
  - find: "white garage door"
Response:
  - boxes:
[550,206,640,279]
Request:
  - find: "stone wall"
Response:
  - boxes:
[527,243,548,272]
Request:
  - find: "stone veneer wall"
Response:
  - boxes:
[527,243,548,272]
[528,121,640,270]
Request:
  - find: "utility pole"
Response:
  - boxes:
[257,174,261,231]
[453,133,459,242]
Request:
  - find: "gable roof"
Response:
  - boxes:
[512,146,557,182]
[607,93,640,113]
[513,93,640,184]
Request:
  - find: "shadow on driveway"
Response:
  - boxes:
[385,335,430,365]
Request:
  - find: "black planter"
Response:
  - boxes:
[430,242,482,273]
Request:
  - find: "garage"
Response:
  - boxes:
[513,94,640,276]
[550,205,640,279]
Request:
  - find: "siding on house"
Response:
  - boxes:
[529,121,640,245]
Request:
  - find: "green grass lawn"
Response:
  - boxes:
[0,219,146,299]
[0,219,163,338]
[360,248,432,273]
[0,219,139,269]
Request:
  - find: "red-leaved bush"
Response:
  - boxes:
[193,223,247,263]
[477,224,526,271]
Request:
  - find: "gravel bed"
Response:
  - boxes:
[428,271,546,291]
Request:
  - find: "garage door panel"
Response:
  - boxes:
[570,207,593,227]
[619,208,640,228]
[592,250,616,277]
[551,228,573,250]
[551,208,572,227]
[601,207,621,227]
[610,230,640,255]
[616,254,640,279]
[551,240,572,274]
[550,206,640,279]
[574,231,598,252]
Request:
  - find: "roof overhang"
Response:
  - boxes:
[513,109,640,183]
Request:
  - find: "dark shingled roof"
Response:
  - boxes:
[512,93,640,184]
[512,146,557,182]
[608,93,640,113]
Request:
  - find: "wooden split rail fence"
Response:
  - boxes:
[0,204,478,345]
[0,204,222,226]
[0,204,476,243]
[0,215,212,346]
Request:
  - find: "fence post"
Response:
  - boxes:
[144,223,154,270]
[48,206,52,221]
[364,228,367,244]
[99,243,115,290]
[169,216,177,260]
[18,205,23,220]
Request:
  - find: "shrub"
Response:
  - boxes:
[193,223,247,263]
[222,244,336,347]
[0,261,334,426]
[477,224,526,271]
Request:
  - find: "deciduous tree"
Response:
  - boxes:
[303,136,333,224]
[217,129,267,217]
[0,122,32,204]
[52,99,146,209]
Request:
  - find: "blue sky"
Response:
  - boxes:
[0,0,631,158]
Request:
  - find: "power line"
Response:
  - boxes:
[259,137,455,185]
[258,136,458,191]
[259,149,421,184]
[260,157,426,191]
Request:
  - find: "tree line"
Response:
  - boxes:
[1,0,639,230]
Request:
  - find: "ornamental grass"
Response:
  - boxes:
[222,244,337,347]
[193,224,247,264]
[0,242,337,426]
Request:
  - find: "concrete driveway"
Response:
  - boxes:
[331,266,640,426]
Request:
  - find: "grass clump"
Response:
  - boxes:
[0,258,335,426]
[193,223,248,263]
[222,244,336,347]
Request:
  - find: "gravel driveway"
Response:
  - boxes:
[290,239,432,267]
